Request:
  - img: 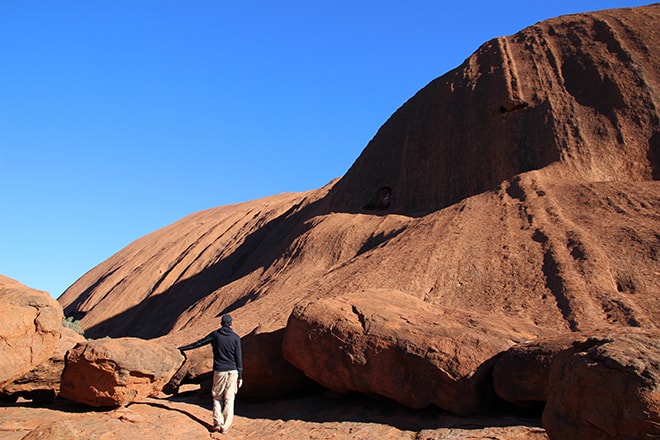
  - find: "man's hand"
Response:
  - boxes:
[238,379,243,388]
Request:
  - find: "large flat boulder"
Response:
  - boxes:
[282,289,547,415]
[60,337,184,407]
[0,276,63,387]
[542,330,660,439]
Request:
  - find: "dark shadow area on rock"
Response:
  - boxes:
[143,401,213,431]
[649,130,660,180]
[82,197,330,339]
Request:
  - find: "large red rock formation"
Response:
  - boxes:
[328,4,659,215]
[59,4,659,343]
[55,3,659,435]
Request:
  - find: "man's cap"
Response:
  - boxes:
[221,314,233,326]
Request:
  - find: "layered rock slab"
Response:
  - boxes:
[0,276,62,387]
[283,289,549,415]
[60,337,184,407]
[1,327,85,402]
[542,331,660,440]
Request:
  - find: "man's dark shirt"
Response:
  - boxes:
[179,326,243,379]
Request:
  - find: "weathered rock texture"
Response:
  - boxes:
[0,276,63,388]
[328,4,659,215]
[283,290,550,415]
[542,330,660,439]
[162,345,213,396]
[59,337,184,407]
[1,327,85,402]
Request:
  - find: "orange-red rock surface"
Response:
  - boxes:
[0,388,550,440]
[1,327,84,403]
[0,276,63,389]
[60,337,184,407]
[542,330,660,439]
[282,290,552,415]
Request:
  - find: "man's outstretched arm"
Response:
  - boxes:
[178,333,213,351]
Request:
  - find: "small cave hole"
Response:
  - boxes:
[363,186,392,211]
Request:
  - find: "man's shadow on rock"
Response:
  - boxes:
[144,400,214,432]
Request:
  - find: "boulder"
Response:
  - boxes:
[60,337,184,407]
[0,276,62,387]
[542,331,660,439]
[492,334,585,407]
[162,345,213,396]
[240,326,317,401]
[0,327,85,402]
[282,289,547,415]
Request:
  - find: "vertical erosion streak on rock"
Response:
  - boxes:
[530,227,576,331]
[603,12,660,180]
[535,25,592,175]
[497,36,525,107]
[540,244,579,332]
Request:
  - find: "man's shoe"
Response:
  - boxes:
[211,426,222,432]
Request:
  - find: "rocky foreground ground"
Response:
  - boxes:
[1,386,548,440]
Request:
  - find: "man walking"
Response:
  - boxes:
[179,314,243,434]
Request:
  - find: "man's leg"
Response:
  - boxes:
[211,371,230,429]
[212,398,224,430]
[220,370,239,432]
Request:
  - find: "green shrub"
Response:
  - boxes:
[62,316,85,336]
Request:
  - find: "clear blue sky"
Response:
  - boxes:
[0,1,651,298]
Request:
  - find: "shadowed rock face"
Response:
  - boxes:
[56,5,659,429]
[492,334,581,407]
